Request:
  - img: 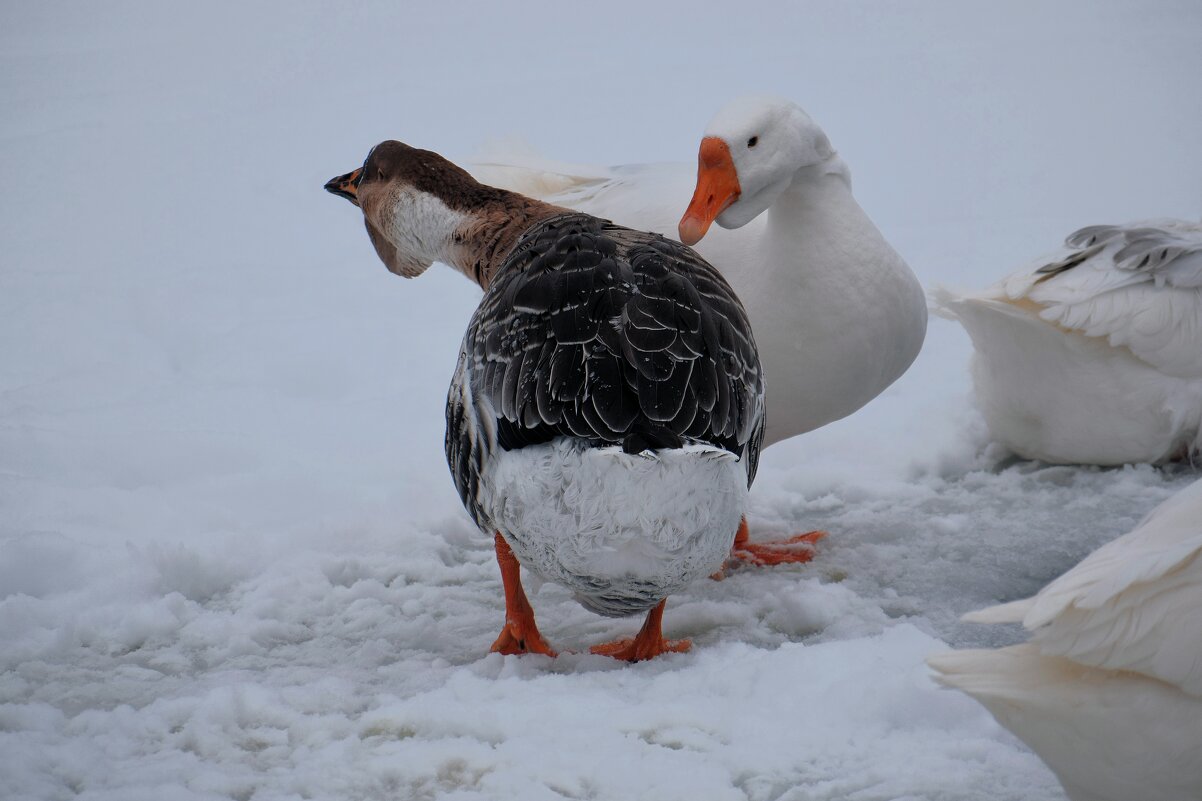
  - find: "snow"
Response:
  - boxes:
[2,1,1201,799]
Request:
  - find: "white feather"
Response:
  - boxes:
[929,479,1202,801]
[933,220,1202,465]
[928,644,1202,801]
[1013,479,1202,695]
[478,437,746,617]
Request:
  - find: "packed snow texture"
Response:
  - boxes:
[2,2,1201,799]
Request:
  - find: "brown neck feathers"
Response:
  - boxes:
[450,193,567,290]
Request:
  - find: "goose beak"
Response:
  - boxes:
[678,137,740,246]
[324,168,363,206]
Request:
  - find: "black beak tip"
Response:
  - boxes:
[324,171,361,205]
[324,178,349,200]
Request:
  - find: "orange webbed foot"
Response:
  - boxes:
[590,636,690,661]
[589,599,689,662]
[490,621,557,657]
[712,518,826,578]
[731,529,826,566]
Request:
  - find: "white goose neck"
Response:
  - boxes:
[783,154,851,203]
[766,154,856,237]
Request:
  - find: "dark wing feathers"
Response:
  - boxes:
[445,214,764,519]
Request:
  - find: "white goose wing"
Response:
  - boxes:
[966,478,1202,696]
[1000,220,1202,377]
[469,152,615,204]
[469,152,696,240]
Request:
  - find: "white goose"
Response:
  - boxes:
[934,220,1202,465]
[928,478,1202,801]
[473,95,928,449]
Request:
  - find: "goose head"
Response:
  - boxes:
[679,96,836,245]
[325,140,482,279]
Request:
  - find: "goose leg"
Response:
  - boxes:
[489,531,556,657]
[590,599,690,661]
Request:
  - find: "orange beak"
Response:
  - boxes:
[324,167,363,206]
[678,137,740,246]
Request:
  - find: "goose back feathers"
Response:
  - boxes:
[446,212,765,534]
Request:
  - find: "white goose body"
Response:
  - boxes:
[473,96,927,447]
[747,163,927,438]
[928,478,1202,801]
[935,220,1202,464]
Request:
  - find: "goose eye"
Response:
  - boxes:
[377,168,385,180]
[747,136,758,148]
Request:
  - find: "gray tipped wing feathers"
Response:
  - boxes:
[1039,222,1202,286]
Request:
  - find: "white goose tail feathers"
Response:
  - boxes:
[926,644,1067,702]
[927,285,964,321]
[468,141,610,200]
[959,597,1033,625]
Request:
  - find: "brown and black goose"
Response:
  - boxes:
[326,141,766,660]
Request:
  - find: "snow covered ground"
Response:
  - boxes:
[3,2,1201,799]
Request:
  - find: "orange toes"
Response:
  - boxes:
[590,635,691,662]
[490,622,557,657]
[731,529,827,567]
[588,598,687,662]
